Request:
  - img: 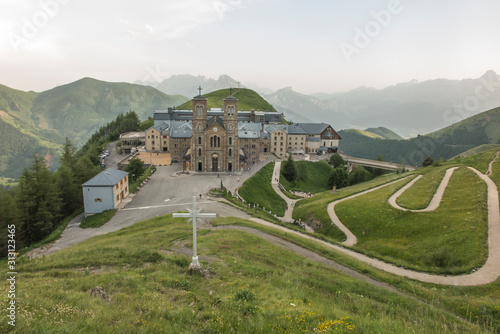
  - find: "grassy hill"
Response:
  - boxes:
[365,127,404,140]
[279,160,334,194]
[427,106,500,144]
[2,214,493,333]
[0,78,188,179]
[177,88,278,112]
[342,129,385,139]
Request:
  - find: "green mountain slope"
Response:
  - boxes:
[31,78,188,143]
[365,127,403,140]
[427,106,500,144]
[177,88,278,112]
[342,129,385,139]
[0,83,38,121]
[0,78,189,179]
[339,106,500,166]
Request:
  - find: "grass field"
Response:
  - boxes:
[293,173,408,241]
[80,209,117,229]
[1,214,493,333]
[238,162,287,216]
[451,147,500,173]
[395,165,448,210]
[335,167,488,274]
[279,160,333,194]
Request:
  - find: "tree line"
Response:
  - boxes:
[0,111,141,255]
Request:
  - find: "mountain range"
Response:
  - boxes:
[2,71,500,180]
[143,71,500,138]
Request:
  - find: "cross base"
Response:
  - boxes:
[191,256,201,267]
[188,258,204,273]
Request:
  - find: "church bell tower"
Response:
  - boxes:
[192,86,208,172]
[223,90,238,172]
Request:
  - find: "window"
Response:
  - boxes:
[229,137,232,145]
[198,123,202,131]
[115,184,118,189]
[210,137,213,147]
[116,195,119,201]
[229,148,232,157]
[198,148,202,157]
[229,124,233,132]
[198,137,202,145]
[152,141,155,145]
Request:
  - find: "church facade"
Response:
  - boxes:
[145,90,342,172]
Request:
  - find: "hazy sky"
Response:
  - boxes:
[2,0,500,94]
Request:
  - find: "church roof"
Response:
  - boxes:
[82,168,128,187]
[206,116,225,129]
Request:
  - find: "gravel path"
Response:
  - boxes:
[325,166,500,286]
[388,167,458,212]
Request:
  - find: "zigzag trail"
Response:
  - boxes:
[324,165,500,286]
[388,167,458,212]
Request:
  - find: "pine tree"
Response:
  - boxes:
[0,188,20,252]
[282,154,297,182]
[327,168,349,189]
[17,155,61,245]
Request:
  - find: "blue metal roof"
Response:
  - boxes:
[82,168,128,187]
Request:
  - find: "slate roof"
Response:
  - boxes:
[82,168,128,187]
[238,123,261,138]
[170,121,192,138]
[295,123,329,135]
[287,124,306,135]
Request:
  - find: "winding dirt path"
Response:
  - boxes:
[486,151,500,176]
[388,167,458,212]
[324,166,500,286]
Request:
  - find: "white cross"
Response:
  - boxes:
[172,196,216,268]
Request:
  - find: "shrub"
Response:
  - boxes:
[422,156,434,167]
[235,289,255,302]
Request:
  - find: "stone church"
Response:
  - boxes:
[189,91,241,172]
[144,88,342,173]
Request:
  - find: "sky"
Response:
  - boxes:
[2,0,500,94]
